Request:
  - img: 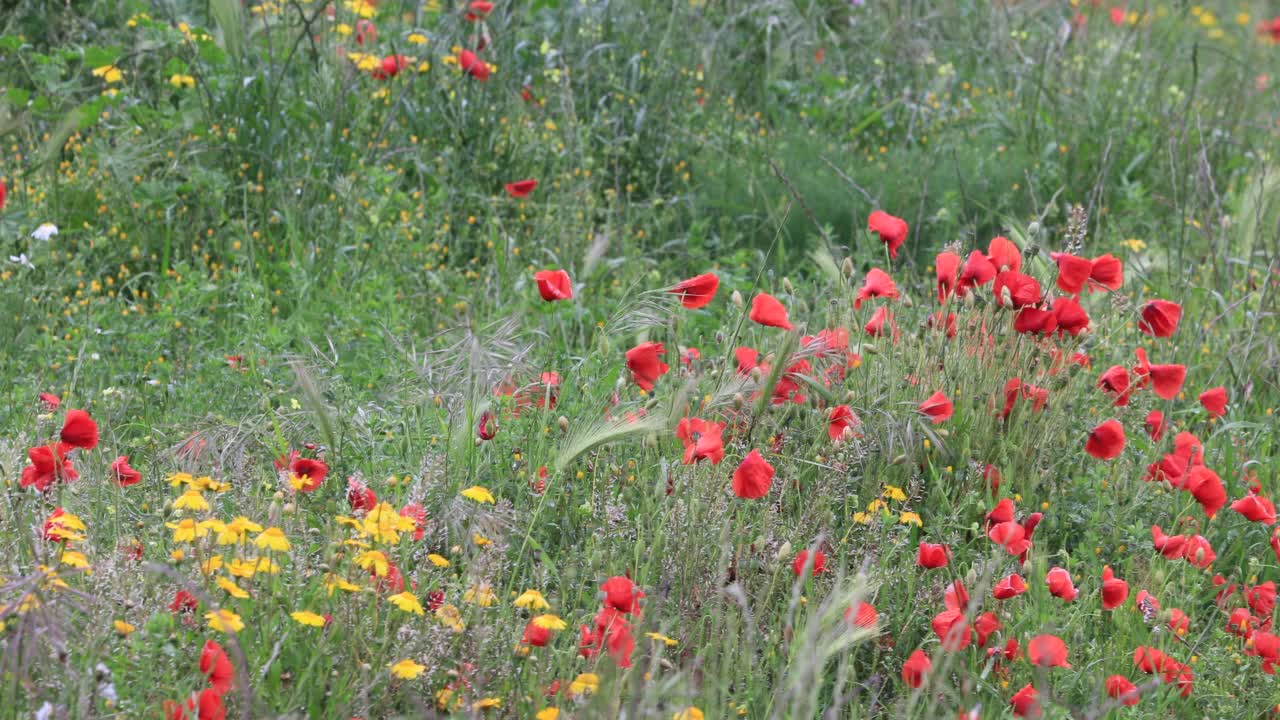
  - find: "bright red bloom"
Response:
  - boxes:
[1185,466,1226,517]
[845,601,878,628]
[465,0,494,20]
[901,649,931,688]
[1101,565,1129,610]
[600,575,644,613]
[792,549,826,577]
[1106,675,1140,706]
[916,542,950,569]
[1097,365,1133,406]
[987,236,1022,272]
[170,590,199,614]
[400,503,427,540]
[1144,410,1167,441]
[992,573,1027,600]
[289,457,329,492]
[1232,493,1277,525]
[1051,252,1093,293]
[749,293,793,330]
[372,54,408,79]
[60,409,99,450]
[1247,581,1277,617]
[992,270,1041,308]
[1010,684,1041,718]
[458,49,490,80]
[855,268,898,309]
[111,455,142,486]
[39,392,60,410]
[918,391,953,424]
[1184,534,1216,568]
[735,346,763,375]
[827,405,860,442]
[935,251,960,302]
[1133,646,1175,675]
[732,449,774,499]
[669,273,719,309]
[166,689,226,720]
[1198,386,1227,417]
[988,521,1029,555]
[675,417,725,465]
[974,612,1002,648]
[1132,348,1185,400]
[347,477,378,513]
[931,609,971,651]
[770,359,810,406]
[984,498,1015,529]
[863,306,897,340]
[1088,253,1124,290]
[1138,299,1182,338]
[958,250,996,292]
[1046,567,1078,601]
[867,211,908,258]
[1167,608,1190,635]
[523,619,553,647]
[1028,634,1071,668]
[625,342,670,391]
[534,269,573,301]
[200,640,234,694]
[928,311,957,338]
[0,179,5,211]
[1085,419,1125,460]
[505,179,538,198]
[20,444,78,492]
[354,19,376,45]
[1051,296,1089,336]
[944,580,970,611]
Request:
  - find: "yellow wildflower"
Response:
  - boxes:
[216,577,250,599]
[355,550,389,577]
[514,589,550,609]
[205,609,244,633]
[673,709,704,720]
[473,698,501,710]
[646,632,679,646]
[173,488,210,512]
[473,533,492,546]
[291,611,326,627]
[389,591,425,615]
[460,485,496,504]
[61,551,90,569]
[389,658,426,679]
[91,65,124,83]
[113,620,136,636]
[427,553,450,568]
[325,574,363,594]
[536,710,560,720]
[569,673,599,696]
[254,527,290,552]
[899,512,923,527]
[407,33,428,45]
[531,614,567,630]
[435,604,465,632]
[463,584,497,607]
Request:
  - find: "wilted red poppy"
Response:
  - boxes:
[1085,419,1125,460]
[1028,634,1070,668]
[675,417,725,465]
[918,391,953,424]
[944,580,969,611]
[901,649,931,688]
[347,478,378,513]
[60,409,99,450]
[1185,465,1226,517]
[1051,252,1092,293]
[845,601,878,628]
[111,455,142,486]
[992,573,1028,600]
[290,457,329,492]
[458,49,490,80]
[669,273,719,309]
[1198,386,1227,417]
[477,409,498,440]
[169,590,199,614]
[505,179,538,198]
[20,444,78,492]
[200,640,234,694]
[354,19,376,45]
[1232,493,1277,525]
[1106,675,1139,706]
[827,405,860,442]
[958,250,996,292]
[1046,567,1078,601]
[1138,299,1182,337]
[732,449,774,499]
[987,236,1022,272]
[993,271,1042,308]
[916,542,950,569]
[600,575,644,614]
[1089,253,1123,291]
[855,268,898,309]
[625,342,669,391]
[867,211,908,258]
[465,0,494,21]
[749,293,793,330]
[1101,566,1129,609]
[935,251,960,302]
[534,269,573,301]
[792,549,826,577]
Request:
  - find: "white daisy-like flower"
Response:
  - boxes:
[31,223,58,241]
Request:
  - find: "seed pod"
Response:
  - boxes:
[733,393,745,409]
[841,256,855,277]
[731,290,744,308]
[557,415,570,433]
[782,277,794,294]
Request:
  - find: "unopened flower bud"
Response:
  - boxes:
[557,415,570,433]
[731,290,744,308]
[782,277,794,294]
[841,256,854,277]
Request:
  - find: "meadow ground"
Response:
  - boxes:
[2,0,1280,718]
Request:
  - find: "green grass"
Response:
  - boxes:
[1,0,1279,718]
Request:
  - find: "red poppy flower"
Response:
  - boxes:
[992,573,1028,600]
[1085,419,1125,460]
[675,417,725,465]
[1027,634,1071,669]
[289,457,329,492]
[1261,17,1280,42]
[855,268,898,309]
[1138,299,1182,337]
[918,391,953,424]
[1089,253,1123,290]
[732,449,774,499]
[1167,607,1190,635]
[1046,567,1078,601]
[1133,646,1178,675]
[1151,525,1187,559]
[523,619,553,646]
[1101,565,1129,609]
[1106,675,1140,706]
[534,269,573,301]
[792,549,826,577]
[1097,365,1133,406]
[928,311,957,338]
[867,211,908,258]
[354,19,376,45]
[901,649,931,688]
[1144,410,1167,441]
[60,409,99,450]
[0,179,5,211]
[993,271,1042,308]
[400,503,427,540]
[1198,386,1227,417]
[372,54,408,79]
[20,444,78,492]
[465,0,494,20]
[1185,466,1226,517]
[988,521,1029,555]
[931,609,971,651]
[944,580,970,611]
[958,250,996,292]
[458,49,490,80]
[749,293,793,330]
[347,478,378,513]
[1232,493,1277,525]
[200,640,234,694]
[166,689,226,720]
[625,342,669,391]
[1012,306,1055,336]
[935,251,960,302]
[169,590,199,614]
[735,346,763,375]
[600,575,644,613]
[111,455,142,486]
[1051,252,1092,294]
[984,498,1015,529]
[1132,348,1185,400]
[974,612,1002,647]
[1052,296,1090,335]
[863,306,897,340]
[827,405,860,442]
[983,464,1002,493]
[916,542,950,569]
[770,359,810,406]
[1247,581,1276,616]
[1184,534,1215,568]
[845,601,878,628]
[39,392,60,410]
[477,409,498,440]
[505,179,538,198]
[987,236,1022,272]
[669,273,719,309]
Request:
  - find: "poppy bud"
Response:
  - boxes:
[715,331,725,344]
[283,502,296,515]
[892,454,908,465]
[644,434,657,449]
[775,541,792,561]
[862,342,878,355]
[1000,285,1014,306]
[731,290,743,308]
[557,416,569,433]
[733,393,744,409]
[474,437,484,447]
[750,367,762,382]
[841,256,854,277]
[844,390,856,402]
[599,335,611,355]
[901,294,913,308]
[782,277,794,294]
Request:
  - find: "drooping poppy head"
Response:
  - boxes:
[731,449,774,499]
[111,455,141,486]
[1138,299,1182,338]
[1027,635,1070,668]
[916,542,950,569]
[1089,253,1123,291]
[1105,675,1140,706]
[20,444,78,492]
[1231,494,1277,525]
[534,269,573,301]
[867,211,908,258]
[60,409,99,450]
[1144,410,1167,442]
[458,49,490,80]
[792,549,826,578]
[1051,252,1093,294]
[1133,348,1186,400]
[918,391,953,424]
[1052,296,1089,336]
[749,293,793,330]
[1046,567,1078,601]
[935,251,960,302]
[1085,419,1125,460]
[855,268,899,309]
[1097,365,1133,407]
[863,306,897,340]
[625,342,670,391]
[1100,566,1129,610]
[505,179,538,198]
[987,236,1022,272]
[1185,466,1226,517]
[901,649,931,688]
[1198,386,1228,417]
[669,273,720,309]
[200,640,235,694]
